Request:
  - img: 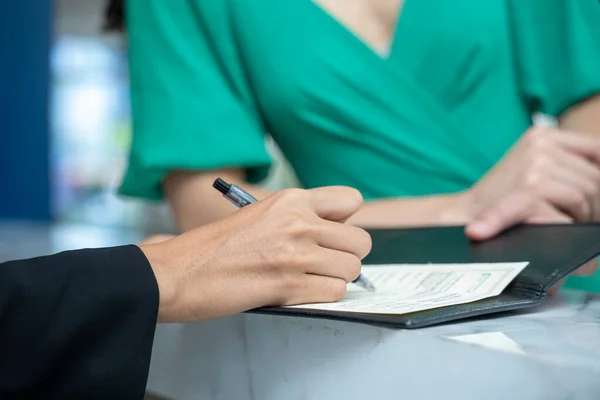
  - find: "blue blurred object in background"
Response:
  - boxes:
[0,0,52,221]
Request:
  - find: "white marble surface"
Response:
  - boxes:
[3,221,600,400]
[147,297,600,400]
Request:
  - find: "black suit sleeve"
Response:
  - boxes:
[0,245,159,399]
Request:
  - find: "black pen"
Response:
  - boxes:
[213,178,376,292]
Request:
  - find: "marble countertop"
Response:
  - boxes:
[3,220,600,399]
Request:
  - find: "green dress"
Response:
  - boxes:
[121,0,600,290]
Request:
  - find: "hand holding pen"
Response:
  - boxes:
[213,178,376,292]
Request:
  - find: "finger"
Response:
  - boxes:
[548,278,566,296]
[307,186,364,222]
[525,202,572,224]
[550,145,600,183]
[280,275,348,306]
[553,130,600,164]
[465,191,537,241]
[537,180,591,221]
[551,167,596,219]
[573,259,599,276]
[303,247,362,283]
[313,219,372,259]
[549,147,600,220]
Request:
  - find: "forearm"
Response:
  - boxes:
[559,95,600,134]
[165,170,472,230]
[347,192,470,228]
[164,169,274,231]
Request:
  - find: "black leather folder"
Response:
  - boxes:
[252,224,600,329]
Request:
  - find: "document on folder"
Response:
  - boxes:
[288,262,529,315]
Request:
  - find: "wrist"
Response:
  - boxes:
[138,242,178,323]
[438,191,475,225]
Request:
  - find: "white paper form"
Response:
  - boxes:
[287,262,529,315]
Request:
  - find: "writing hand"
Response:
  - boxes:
[139,187,372,323]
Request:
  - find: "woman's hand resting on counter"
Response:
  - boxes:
[462,126,600,281]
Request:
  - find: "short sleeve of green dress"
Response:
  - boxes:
[509,0,600,117]
[119,1,271,200]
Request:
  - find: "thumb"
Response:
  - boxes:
[466,191,536,241]
[526,202,572,224]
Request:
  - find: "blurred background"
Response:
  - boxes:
[0,0,297,234]
[50,0,170,229]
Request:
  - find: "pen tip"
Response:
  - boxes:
[213,178,231,195]
[355,275,376,292]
